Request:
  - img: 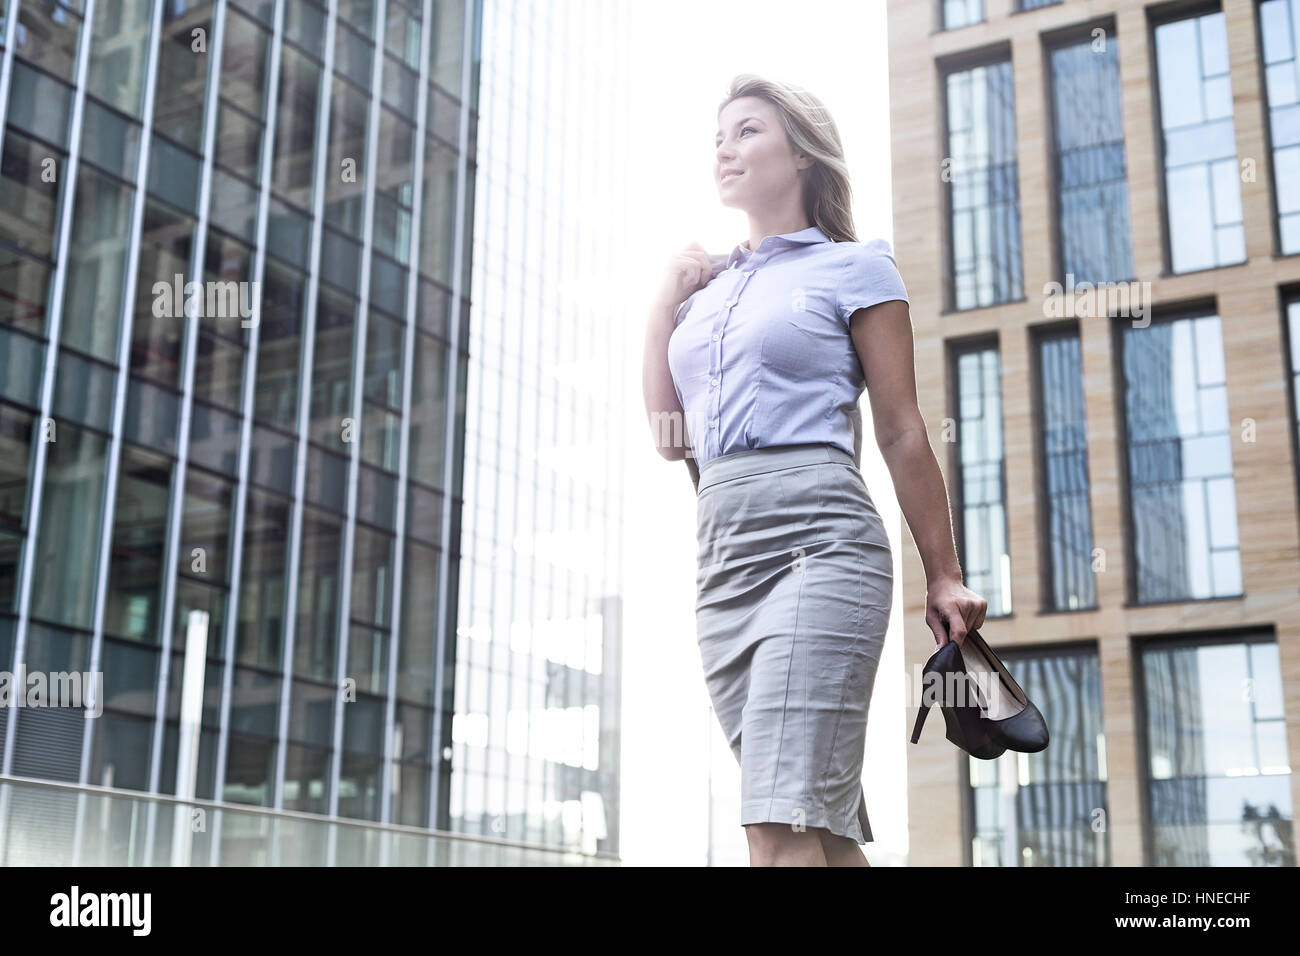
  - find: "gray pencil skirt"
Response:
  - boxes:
[694,442,893,844]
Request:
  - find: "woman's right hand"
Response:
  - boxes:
[656,241,717,315]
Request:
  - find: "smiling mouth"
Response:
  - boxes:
[721,170,744,183]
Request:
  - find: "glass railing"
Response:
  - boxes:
[0,775,619,866]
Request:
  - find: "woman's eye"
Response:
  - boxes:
[716,126,757,147]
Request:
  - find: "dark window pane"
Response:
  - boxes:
[103,443,172,643]
[152,11,212,151]
[0,128,65,259]
[235,488,289,670]
[62,165,135,362]
[1049,32,1133,283]
[1036,332,1096,610]
[52,348,116,431]
[253,259,305,428]
[295,506,341,680]
[79,98,142,178]
[87,0,153,117]
[31,423,108,629]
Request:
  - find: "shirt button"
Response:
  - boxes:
[744,270,753,277]
[710,378,718,387]
[709,420,717,429]
[712,333,720,341]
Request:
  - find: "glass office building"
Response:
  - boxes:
[0,0,490,864]
[449,0,628,857]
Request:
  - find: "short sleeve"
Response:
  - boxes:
[674,291,698,327]
[836,238,909,328]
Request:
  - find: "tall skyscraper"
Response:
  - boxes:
[451,0,628,858]
[0,0,500,865]
[888,0,1297,866]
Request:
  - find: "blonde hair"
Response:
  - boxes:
[719,74,858,243]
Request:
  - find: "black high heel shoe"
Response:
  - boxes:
[910,627,1049,758]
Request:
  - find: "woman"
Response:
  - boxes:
[641,74,988,867]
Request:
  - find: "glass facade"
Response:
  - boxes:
[1047,28,1133,283]
[952,342,1011,616]
[969,646,1108,866]
[1119,313,1242,604]
[1035,329,1096,611]
[1140,634,1293,866]
[449,0,627,856]
[945,58,1022,310]
[1260,0,1300,254]
[0,0,485,863]
[1153,10,1245,273]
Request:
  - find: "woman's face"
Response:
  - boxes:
[714,96,808,213]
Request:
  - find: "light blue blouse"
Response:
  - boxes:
[667,225,909,471]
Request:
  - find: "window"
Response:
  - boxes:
[1284,295,1300,515]
[1153,10,1244,273]
[1139,633,1292,866]
[1019,0,1061,8]
[952,342,1011,616]
[1034,329,1097,610]
[1047,28,1133,284]
[943,0,983,30]
[1118,312,1241,603]
[969,646,1108,866]
[1259,0,1300,253]
[944,58,1022,310]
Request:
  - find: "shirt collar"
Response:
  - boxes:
[725,225,831,271]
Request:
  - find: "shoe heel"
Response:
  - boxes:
[910,701,931,744]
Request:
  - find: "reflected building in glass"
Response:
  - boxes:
[0,0,490,864]
[448,0,628,856]
[889,0,1298,866]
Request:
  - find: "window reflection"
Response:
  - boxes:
[1048,30,1133,283]
[1154,12,1244,272]
[943,0,983,31]
[945,59,1022,309]
[953,344,1011,616]
[1036,330,1097,610]
[1141,636,1293,866]
[970,647,1108,866]
[1260,0,1300,253]
[1120,314,1242,602]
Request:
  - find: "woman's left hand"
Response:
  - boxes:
[924,576,988,648]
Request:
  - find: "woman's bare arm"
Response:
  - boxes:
[642,297,691,461]
[848,299,988,646]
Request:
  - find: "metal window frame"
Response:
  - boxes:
[0,0,97,863]
[324,0,387,849]
[210,0,285,865]
[141,0,230,867]
[275,0,339,836]
[377,0,435,843]
[72,0,168,865]
[429,0,480,841]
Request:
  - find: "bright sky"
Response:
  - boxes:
[619,0,911,866]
